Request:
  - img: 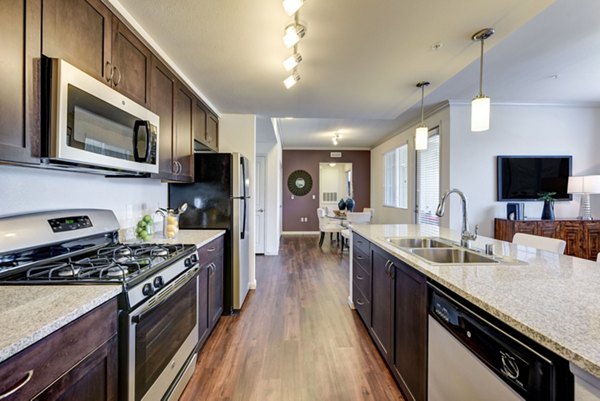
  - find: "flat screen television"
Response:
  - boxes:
[497,156,572,201]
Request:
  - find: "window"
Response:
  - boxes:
[383,144,408,208]
[416,129,440,225]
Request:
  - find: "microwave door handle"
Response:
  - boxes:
[133,120,151,162]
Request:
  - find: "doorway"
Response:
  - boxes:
[319,162,353,211]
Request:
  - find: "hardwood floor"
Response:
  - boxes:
[180,235,405,401]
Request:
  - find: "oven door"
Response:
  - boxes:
[127,266,199,401]
[45,58,159,174]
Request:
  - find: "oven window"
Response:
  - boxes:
[134,277,197,401]
[67,85,138,161]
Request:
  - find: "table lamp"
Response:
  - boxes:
[567,175,600,220]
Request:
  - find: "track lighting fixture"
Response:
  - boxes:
[283,52,303,71]
[471,28,495,132]
[283,23,306,48]
[283,0,305,16]
[283,72,300,89]
[415,81,430,150]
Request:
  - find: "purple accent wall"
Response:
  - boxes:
[283,150,371,232]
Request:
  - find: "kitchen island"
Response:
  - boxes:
[350,224,600,400]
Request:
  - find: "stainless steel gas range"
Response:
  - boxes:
[0,209,200,401]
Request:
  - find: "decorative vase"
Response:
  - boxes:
[541,200,555,220]
[338,198,346,211]
[345,198,355,212]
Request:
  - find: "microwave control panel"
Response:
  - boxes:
[48,216,93,232]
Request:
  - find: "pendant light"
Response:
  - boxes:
[471,28,495,132]
[415,81,430,150]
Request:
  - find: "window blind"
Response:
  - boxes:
[383,144,408,208]
[417,130,440,225]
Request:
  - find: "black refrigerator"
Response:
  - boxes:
[169,152,251,313]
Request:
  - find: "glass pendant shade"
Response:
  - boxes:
[471,96,490,132]
[415,126,428,150]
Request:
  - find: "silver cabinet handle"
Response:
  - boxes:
[206,247,216,252]
[0,370,34,399]
[112,65,122,86]
[356,274,364,280]
[176,161,183,175]
[105,61,113,83]
[355,299,365,306]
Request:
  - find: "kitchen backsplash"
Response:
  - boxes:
[0,165,167,227]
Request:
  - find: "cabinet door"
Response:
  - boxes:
[198,263,210,349]
[370,245,394,363]
[111,18,151,107]
[150,58,175,178]
[206,113,219,151]
[393,260,427,401]
[42,0,112,83]
[0,0,40,164]
[560,221,584,257]
[584,222,600,260]
[32,335,118,401]
[537,221,559,238]
[208,249,224,329]
[174,84,194,181]
[193,101,207,146]
[513,221,537,236]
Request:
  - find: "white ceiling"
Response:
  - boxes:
[114,0,600,149]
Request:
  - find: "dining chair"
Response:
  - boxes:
[316,208,342,247]
[512,233,566,254]
[363,207,375,222]
[341,212,372,252]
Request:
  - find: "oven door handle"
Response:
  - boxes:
[131,265,199,324]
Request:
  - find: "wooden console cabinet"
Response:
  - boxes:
[494,218,600,260]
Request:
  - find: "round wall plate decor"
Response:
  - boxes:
[288,170,313,196]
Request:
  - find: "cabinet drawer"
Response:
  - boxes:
[199,235,225,265]
[0,298,117,400]
[353,245,370,272]
[353,266,371,302]
[353,233,370,256]
[353,283,371,326]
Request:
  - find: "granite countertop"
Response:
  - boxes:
[0,285,121,364]
[148,229,225,248]
[351,224,600,378]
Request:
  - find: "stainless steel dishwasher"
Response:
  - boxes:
[427,285,573,401]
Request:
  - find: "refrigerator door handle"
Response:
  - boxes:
[240,157,247,239]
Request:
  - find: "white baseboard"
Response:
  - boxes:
[248,280,257,290]
[281,231,320,235]
[347,295,355,310]
[264,251,279,256]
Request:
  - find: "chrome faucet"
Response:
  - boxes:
[436,189,478,248]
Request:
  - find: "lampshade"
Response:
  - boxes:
[415,126,428,150]
[567,176,584,193]
[568,175,600,194]
[471,96,490,132]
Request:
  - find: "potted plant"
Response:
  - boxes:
[538,192,556,220]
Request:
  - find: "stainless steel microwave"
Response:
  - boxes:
[41,58,159,175]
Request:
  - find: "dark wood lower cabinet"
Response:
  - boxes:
[352,237,427,401]
[0,299,118,400]
[370,245,394,363]
[393,260,427,401]
[495,218,600,259]
[197,235,225,349]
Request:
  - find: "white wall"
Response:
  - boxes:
[257,141,282,255]
[0,165,166,225]
[219,114,257,289]
[371,106,451,225]
[448,104,600,237]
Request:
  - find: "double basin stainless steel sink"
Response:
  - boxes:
[385,237,503,265]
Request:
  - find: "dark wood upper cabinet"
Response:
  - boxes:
[393,260,427,401]
[206,113,219,151]
[174,83,194,181]
[42,0,112,83]
[0,0,40,164]
[193,99,219,153]
[193,101,207,145]
[150,57,177,179]
[111,18,151,107]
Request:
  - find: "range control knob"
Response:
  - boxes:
[184,257,192,267]
[190,254,198,264]
[153,276,164,289]
[142,283,155,296]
